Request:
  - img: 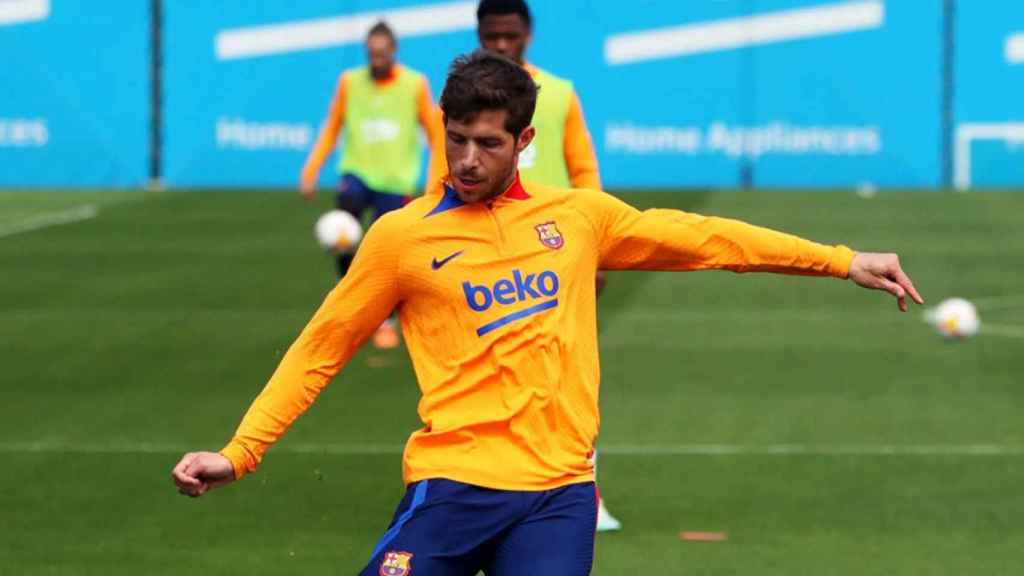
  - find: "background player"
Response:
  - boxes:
[476,0,599,190]
[300,21,446,349]
[173,51,923,574]
[476,0,620,529]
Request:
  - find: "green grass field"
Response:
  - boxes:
[2,188,1023,574]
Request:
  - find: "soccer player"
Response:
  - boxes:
[173,52,923,575]
[476,0,619,529]
[476,0,598,190]
[299,21,446,349]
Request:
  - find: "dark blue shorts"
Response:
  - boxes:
[359,478,597,576]
[336,173,410,224]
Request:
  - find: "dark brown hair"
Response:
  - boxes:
[367,21,396,45]
[440,51,538,136]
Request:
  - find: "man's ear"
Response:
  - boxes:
[515,126,536,154]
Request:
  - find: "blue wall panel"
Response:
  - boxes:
[163,0,476,188]
[0,0,148,187]
[748,0,942,188]
[954,4,1024,189]
[591,0,942,188]
[164,0,948,189]
[5,1,1016,189]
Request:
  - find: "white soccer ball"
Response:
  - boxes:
[927,297,980,339]
[314,210,363,254]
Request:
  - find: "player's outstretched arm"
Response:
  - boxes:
[417,78,447,197]
[300,74,349,199]
[563,92,601,190]
[171,451,235,498]
[168,211,404,494]
[847,252,924,312]
[580,191,925,310]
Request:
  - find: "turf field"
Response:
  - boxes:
[2,188,1023,574]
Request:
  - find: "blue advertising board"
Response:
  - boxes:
[588,0,942,188]
[0,0,149,187]
[954,4,1024,189]
[163,0,946,189]
[6,1,1017,189]
[162,0,477,188]
[745,0,943,187]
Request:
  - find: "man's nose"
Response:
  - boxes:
[462,143,481,169]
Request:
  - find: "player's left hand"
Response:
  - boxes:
[848,252,924,312]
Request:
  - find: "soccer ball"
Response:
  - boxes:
[927,297,980,339]
[314,210,363,254]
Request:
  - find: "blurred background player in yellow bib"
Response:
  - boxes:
[476,0,622,531]
[300,21,446,349]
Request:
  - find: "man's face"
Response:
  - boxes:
[445,109,534,203]
[478,14,531,64]
[366,34,395,79]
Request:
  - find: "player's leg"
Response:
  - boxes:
[485,482,598,576]
[592,271,623,532]
[365,189,411,349]
[358,479,514,576]
[594,450,622,532]
[334,174,371,277]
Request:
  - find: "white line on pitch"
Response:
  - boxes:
[598,444,1024,456]
[968,295,1024,312]
[608,309,902,322]
[0,0,49,27]
[0,204,98,239]
[0,441,402,455]
[604,0,884,65]
[982,324,1024,339]
[2,441,1021,456]
[215,1,475,60]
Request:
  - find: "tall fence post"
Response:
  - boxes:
[149,0,163,189]
[942,0,956,189]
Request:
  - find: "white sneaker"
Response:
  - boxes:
[596,499,622,532]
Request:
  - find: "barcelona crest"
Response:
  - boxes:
[535,221,564,250]
[380,551,413,576]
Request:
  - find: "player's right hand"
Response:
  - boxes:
[171,451,236,498]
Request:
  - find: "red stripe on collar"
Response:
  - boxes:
[503,173,530,200]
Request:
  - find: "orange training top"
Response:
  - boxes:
[221,176,855,491]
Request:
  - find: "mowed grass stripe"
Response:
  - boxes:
[1,441,1022,456]
[2,189,1023,575]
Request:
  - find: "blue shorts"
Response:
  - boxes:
[359,478,597,576]
[336,173,410,224]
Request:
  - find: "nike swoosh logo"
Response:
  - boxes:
[431,250,464,270]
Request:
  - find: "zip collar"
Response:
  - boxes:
[427,172,530,217]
